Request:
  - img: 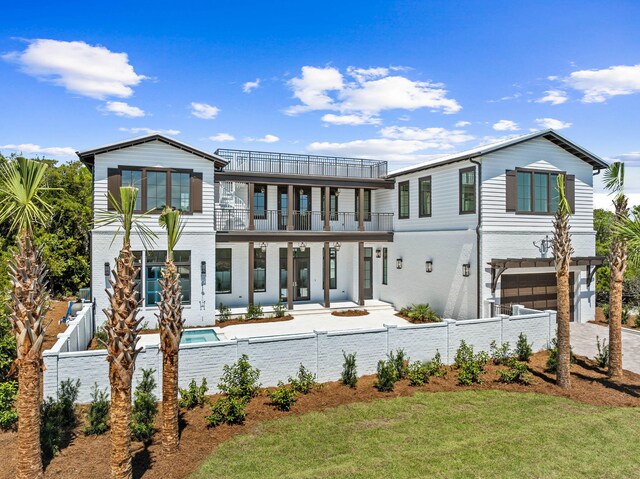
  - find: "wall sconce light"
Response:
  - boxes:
[335,189,340,197]
[201,261,207,275]
[334,241,341,251]
[396,258,403,269]
[299,242,307,252]
[104,262,110,277]
[260,242,267,253]
[259,186,265,193]
[376,249,382,258]
[462,263,471,277]
[425,260,433,273]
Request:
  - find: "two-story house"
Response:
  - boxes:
[78,129,606,327]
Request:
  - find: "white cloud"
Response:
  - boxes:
[378,126,474,147]
[286,65,461,118]
[209,133,235,142]
[492,120,519,131]
[455,121,471,127]
[2,39,147,100]
[563,64,640,103]
[321,113,381,126]
[535,89,568,105]
[245,134,279,143]
[118,127,180,135]
[534,117,572,130]
[102,101,145,117]
[611,151,640,166]
[190,102,220,119]
[0,143,76,158]
[243,78,261,93]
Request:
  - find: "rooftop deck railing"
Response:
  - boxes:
[215,149,388,179]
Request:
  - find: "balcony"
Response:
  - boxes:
[215,208,394,233]
[215,149,388,179]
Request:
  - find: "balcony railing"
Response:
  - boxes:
[215,208,394,232]
[215,149,388,179]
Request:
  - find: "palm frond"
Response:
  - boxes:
[603,161,624,195]
[95,186,157,250]
[616,213,640,267]
[159,207,185,260]
[556,174,572,216]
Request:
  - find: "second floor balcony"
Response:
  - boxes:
[215,208,394,233]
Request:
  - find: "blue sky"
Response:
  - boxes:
[1,0,640,207]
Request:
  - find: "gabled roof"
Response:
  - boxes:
[77,134,228,169]
[386,129,609,178]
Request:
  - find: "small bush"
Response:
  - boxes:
[426,351,447,378]
[401,303,441,323]
[218,303,231,322]
[131,369,158,442]
[269,383,298,411]
[388,349,409,379]
[341,352,358,388]
[246,304,263,320]
[206,395,247,427]
[83,383,110,435]
[455,341,489,386]
[407,361,431,386]
[515,333,533,362]
[594,336,609,369]
[94,324,108,349]
[546,338,577,373]
[179,378,209,409]
[622,306,630,325]
[41,379,80,458]
[288,364,317,394]
[601,304,610,323]
[218,355,261,400]
[273,300,287,318]
[375,359,399,392]
[497,358,531,385]
[490,340,512,365]
[0,381,18,430]
[636,315,640,328]
[454,340,474,368]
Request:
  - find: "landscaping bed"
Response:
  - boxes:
[331,309,369,317]
[592,306,640,331]
[1,350,638,479]
[216,315,294,328]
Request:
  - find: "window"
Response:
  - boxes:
[398,181,410,219]
[323,247,337,289]
[145,250,191,306]
[253,185,267,219]
[147,171,167,211]
[254,248,266,292]
[321,188,339,220]
[516,169,562,214]
[355,189,371,221]
[419,176,432,217]
[132,250,143,298]
[171,172,191,211]
[382,248,388,285]
[216,248,232,293]
[459,167,476,214]
[121,170,142,210]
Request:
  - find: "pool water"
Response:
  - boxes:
[181,329,220,344]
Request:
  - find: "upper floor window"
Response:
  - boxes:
[459,167,476,214]
[517,170,560,214]
[122,170,142,210]
[398,181,410,219]
[419,176,432,217]
[254,184,267,219]
[321,187,339,220]
[171,172,191,211]
[355,189,371,221]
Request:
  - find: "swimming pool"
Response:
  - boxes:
[181,328,220,344]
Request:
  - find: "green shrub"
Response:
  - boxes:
[601,304,610,323]
[636,315,640,328]
[546,338,576,373]
[218,303,231,322]
[246,304,263,320]
[594,336,609,369]
[218,355,261,400]
[388,349,409,379]
[407,361,431,386]
[269,383,298,411]
[94,324,108,349]
[179,378,209,409]
[455,342,489,385]
[206,395,247,427]
[83,383,109,435]
[341,352,358,388]
[622,306,630,325]
[401,304,441,323]
[497,358,531,385]
[273,300,287,318]
[515,333,533,362]
[41,379,80,458]
[426,351,447,377]
[288,364,317,394]
[131,369,158,442]
[454,340,474,368]
[0,381,18,430]
[490,340,512,365]
[0,315,16,381]
[375,359,399,392]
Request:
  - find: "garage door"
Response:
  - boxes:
[500,272,574,321]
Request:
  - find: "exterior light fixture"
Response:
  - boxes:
[300,242,307,252]
[260,242,267,253]
[425,260,433,273]
[396,258,403,269]
[462,263,471,277]
[201,261,207,275]
[104,262,110,277]
[334,241,341,251]
[376,249,382,258]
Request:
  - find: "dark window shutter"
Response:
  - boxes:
[566,174,575,213]
[107,168,121,211]
[505,170,517,212]
[191,172,203,213]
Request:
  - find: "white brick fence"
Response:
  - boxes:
[43,309,557,403]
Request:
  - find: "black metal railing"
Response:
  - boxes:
[215,149,388,179]
[214,208,394,232]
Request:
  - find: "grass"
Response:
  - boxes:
[191,390,640,479]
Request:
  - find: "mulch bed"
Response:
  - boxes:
[592,306,640,331]
[43,300,72,350]
[1,352,639,479]
[394,313,442,324]
[216,315,294,328]
[331,309,369,317]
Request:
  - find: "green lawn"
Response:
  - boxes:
[191,391,640,479]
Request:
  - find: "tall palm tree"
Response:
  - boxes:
[96,186,155,479]
[603,162,627,379]
[0,157,53,479]
[553,175,574,389]
[157,207,185,453]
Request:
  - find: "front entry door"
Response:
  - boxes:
[363,247,373,300]
[294,255,310,301]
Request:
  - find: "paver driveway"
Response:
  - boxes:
[571,322,640,374]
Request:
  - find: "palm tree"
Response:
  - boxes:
[603,162,627,379]
[0,157,53,479]
[156,207,185,453]
[553,175,574,389]
[96,186,155,479]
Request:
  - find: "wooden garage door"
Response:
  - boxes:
[501,272,574,320]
